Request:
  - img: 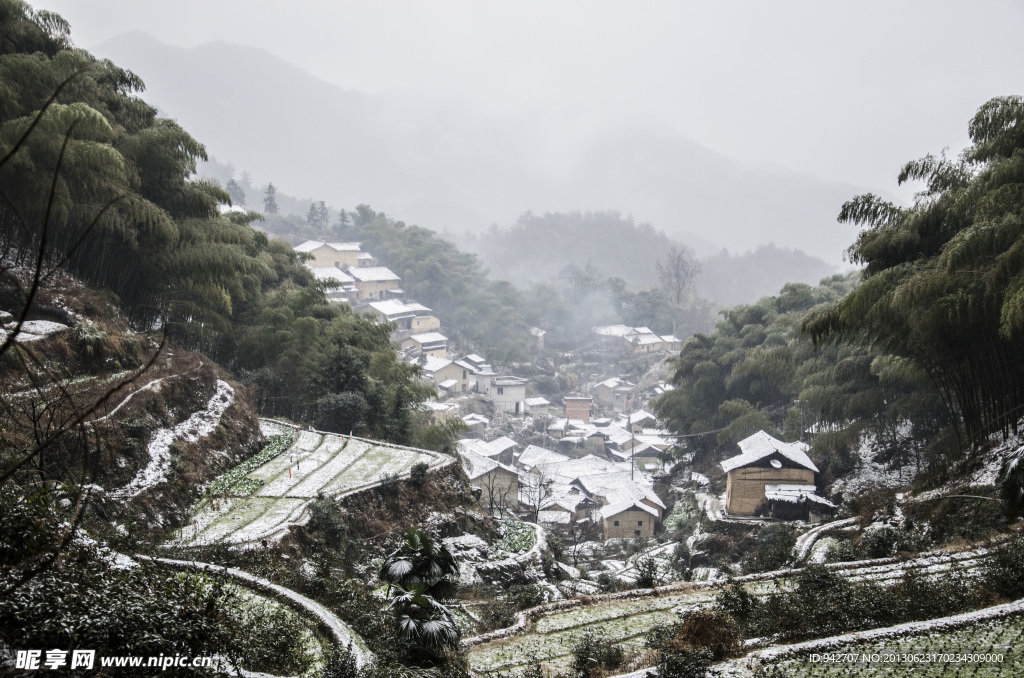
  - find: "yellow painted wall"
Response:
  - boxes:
[305,245,359,269]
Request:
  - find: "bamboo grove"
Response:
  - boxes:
[0,1,442,446]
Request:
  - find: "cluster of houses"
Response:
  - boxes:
[457,432,666,540]
[593,325,684,354]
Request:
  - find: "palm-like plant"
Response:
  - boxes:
[379,529,460,657]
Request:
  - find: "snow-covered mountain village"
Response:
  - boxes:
[5,4,1024,678]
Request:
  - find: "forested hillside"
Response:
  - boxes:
[657,95,1024,506]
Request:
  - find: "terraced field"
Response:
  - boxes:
[466,544,1002,675]
[724,607,1024,677]
[175,420,453,546]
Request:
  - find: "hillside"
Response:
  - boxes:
[93,31,865,264]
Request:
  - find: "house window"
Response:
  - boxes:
[634,530,641,536]
[463,370,467,378]
[638,520,643,526]
[613,520,620,526]
[497,387,504,395]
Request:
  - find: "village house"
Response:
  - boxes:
[363,300,441,341]
[306,266,356,303]
[458,446,519,514]
[594,377,636,412]
[421,356,470,393]
[420,401,459,424]
[528,455,665,539]
[401,332,448,358]
[461,413,489,437]
[720,430,833,519]
[490,376,528,414]
[564,396,593,422]
[600,500,659,539]
[348,266,402,301]
[523,396,551,414]
[294,241,362,269]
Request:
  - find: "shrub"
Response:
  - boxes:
[742,523,796,573]
[982,534,1024,600]
[409,462,430,487]
[634,556,660,589]
[569,632,626,678]
[657,647,712,678]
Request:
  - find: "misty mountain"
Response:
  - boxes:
[454,211,837,308]
[95,32,865,264]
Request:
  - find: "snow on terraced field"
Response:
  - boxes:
[176,421,453,546]
[467,543,1005,676]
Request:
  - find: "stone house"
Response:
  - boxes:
[720,430,825,517]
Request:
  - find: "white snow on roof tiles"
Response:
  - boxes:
[720,430,818,474]
[367,299,416,316]
[422,356,454,372]
[488,436,517,453]
[409,332,447,343]
[599,499,660,520]
[764,483,836,508]
[307,266,354,284]
[295,240,361,253]
[593,324,633,337]
[524,396,550,407]
[349,266,400,282]
[518,445,569,469]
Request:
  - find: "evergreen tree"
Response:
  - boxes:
[263,182,278,214]
[225,178,245,206]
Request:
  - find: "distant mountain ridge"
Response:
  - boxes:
[95,31,866,265]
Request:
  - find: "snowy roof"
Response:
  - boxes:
[493,376,527,386]
[409,332,447,344]
[524,396,550,407]
[307,266,354,284]
[518,445,569,470]
[294,240,361,253]
[488,436,517,453]
[367,299,417,317]
[422,356,454,373]
[547,418,568,431]
[564,396,593,402]
[454,359,476,371]
[463,354,486,365]
[661,335,681,343]
[357,251,374,259]
[529,327,546,337]
[459,448,516,481]
[593,325,634,337]
[720,430,819,474]
[764,484,836,508]
[630,333,665,345]
[421,401,457,413]
[599,499,660,520]
[349,266,401,282]
[538,510,572,524]
[463,413,490,425]
[438,379,458,389]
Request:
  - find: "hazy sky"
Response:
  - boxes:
[41,0,1024,203]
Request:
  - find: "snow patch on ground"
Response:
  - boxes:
[112,380,235,499]
[830,430,917,497]
[0,319,69,343]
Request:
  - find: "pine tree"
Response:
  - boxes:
[263,182,278,214]
[225,178,245,206]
